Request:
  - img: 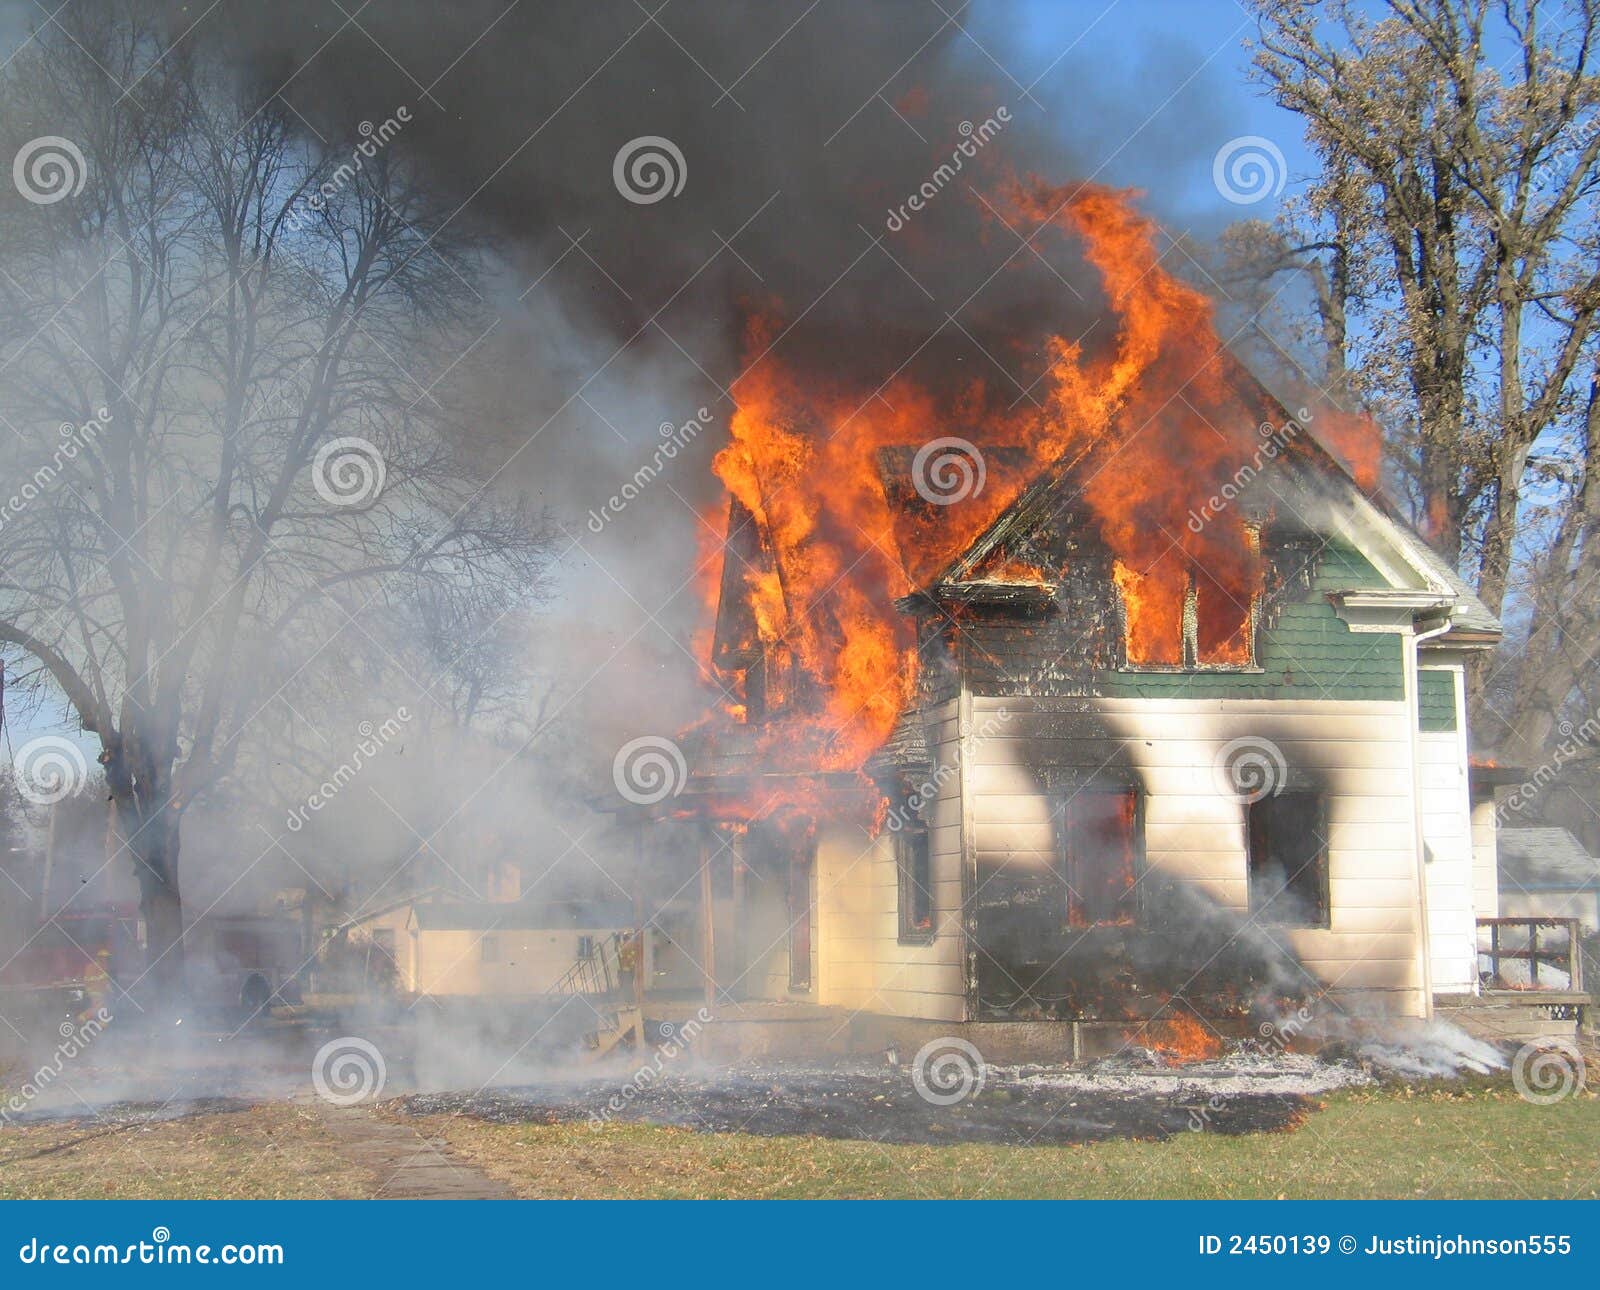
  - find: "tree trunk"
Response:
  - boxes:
[138,845,185,992]
[105,740,186,1001]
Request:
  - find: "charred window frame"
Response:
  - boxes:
[1059,787,1143,928]
[1114,542,1262,673]
[896,825,936,944]
[1247,791,1330,928]
[1178,577,1260,670]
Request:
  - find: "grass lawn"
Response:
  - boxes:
[0,1084,1594,1198]
[0,1102,372,1200]
[417,1085,1600,1200]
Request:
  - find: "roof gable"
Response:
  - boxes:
[894,362,1499,639]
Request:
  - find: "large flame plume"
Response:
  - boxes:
[701,182,1349,794]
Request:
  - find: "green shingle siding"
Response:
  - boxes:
[1097,541,1405,703]
[1418,669,1458,731]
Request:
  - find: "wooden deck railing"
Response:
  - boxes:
[1477,917,1585,992]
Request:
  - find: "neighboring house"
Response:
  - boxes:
[1497,828,1600,933]
[346,896,632,998]
[644,376,1507,1027]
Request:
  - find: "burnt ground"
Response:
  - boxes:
[397,1058,1314,1146]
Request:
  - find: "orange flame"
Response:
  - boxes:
[1142,1014,1225,1063]
[701,183,1292,803]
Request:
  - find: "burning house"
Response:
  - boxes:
[615,184,1503,1047]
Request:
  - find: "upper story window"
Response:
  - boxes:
[1113,558,1257,671]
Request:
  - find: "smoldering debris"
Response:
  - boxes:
[398,1055,1314,1146]
[1346,1022,1507,1081]
[392,1019,1517,1149]
[1008,1050,1372,1100]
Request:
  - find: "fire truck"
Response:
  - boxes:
[0,901,138,1026]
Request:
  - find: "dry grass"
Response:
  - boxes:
[0,1083,1594,1199]
[416,1085,1600,1199]
[0,1102,372,1200]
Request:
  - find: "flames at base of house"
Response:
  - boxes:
[1140,1014,1228,1064]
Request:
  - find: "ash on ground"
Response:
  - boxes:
[397,1049,1373,1147]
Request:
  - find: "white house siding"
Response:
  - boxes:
[966,694,1429,1017]
[1470,789,1500,924]
[814,698,967,1022]
[1416,667,1478,994]
[404,926,623,996]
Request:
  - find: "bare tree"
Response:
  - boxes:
[1244,0,1600,762]
[0,9,554,995]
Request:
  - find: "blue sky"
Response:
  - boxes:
[977,0,1315,222]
